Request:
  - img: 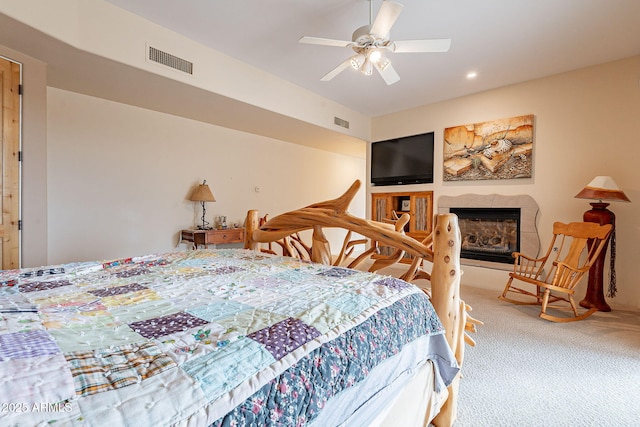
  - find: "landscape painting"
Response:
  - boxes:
[443,114,534,181]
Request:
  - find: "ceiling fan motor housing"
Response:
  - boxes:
[352,25,388,46]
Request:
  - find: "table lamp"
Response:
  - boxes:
[574,176,630,311]
[190,180,216,230]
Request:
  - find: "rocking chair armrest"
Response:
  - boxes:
[554,261,591,275]
[512,252,546,264]
[511,251,549,279]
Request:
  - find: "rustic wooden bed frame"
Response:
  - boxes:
[243,180,479,426]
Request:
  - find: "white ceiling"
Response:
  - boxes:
[103,0,640,117]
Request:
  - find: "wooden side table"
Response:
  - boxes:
[179,228,245,250]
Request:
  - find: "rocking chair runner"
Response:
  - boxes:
[499,221,613,322]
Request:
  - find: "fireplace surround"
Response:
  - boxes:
[439,194,540,270]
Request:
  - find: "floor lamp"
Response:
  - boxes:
[574,176,630,311]
[190,180,216,230]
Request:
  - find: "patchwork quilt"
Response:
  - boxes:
[0,249,458,426]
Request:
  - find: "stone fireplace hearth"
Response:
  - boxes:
[439,194,540,270]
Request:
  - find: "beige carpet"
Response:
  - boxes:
[454,285,640,426]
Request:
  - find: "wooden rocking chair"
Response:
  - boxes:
[499,221,612,322]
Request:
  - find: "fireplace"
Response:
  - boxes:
[438,194,539,270]
[450,208,520,264]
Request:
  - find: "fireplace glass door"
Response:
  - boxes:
[450,208,520,264]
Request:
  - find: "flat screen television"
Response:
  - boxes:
[370,132,434,186]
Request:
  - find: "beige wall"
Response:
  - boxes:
[371,56,640,309]
[4,30,368,270]
[45,88,366,265]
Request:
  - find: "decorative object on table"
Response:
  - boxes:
[575,175,631,311]
[217,216,228,229]
[189,180,216,230]
[443,114,534,181]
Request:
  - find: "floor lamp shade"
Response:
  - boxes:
[574,176,630,203]
[190,180,216,229]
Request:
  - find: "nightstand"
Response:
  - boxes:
[179,228,245,249]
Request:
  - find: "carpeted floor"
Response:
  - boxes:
[453,285,640,426]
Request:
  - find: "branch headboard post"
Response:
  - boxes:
[244,209,260,251]
[430,213,464,427]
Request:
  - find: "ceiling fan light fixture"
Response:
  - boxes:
[368,49,382,63]
[361,58,373,76]
[350,53,365,70]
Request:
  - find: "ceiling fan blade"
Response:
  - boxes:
[320,58,352,81]
[375,61,400,85]
[299,36,353,48]
[391,38,452,53]
[370,1,404,37]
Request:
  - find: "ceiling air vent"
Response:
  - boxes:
[148,46,193,74]
[334,116,350,129]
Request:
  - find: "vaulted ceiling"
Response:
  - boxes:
[1,0,638,156]
[104,0,640,117]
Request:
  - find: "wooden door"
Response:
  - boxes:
[0,56,21,269]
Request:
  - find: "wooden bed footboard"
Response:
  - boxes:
[243,180,480,427]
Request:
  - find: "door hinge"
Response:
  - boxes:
[18,84,23,95]
[18,220,22,231]
[18,151,23,162]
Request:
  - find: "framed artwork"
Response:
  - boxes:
[443,114,534,181]
[401,199,411,211]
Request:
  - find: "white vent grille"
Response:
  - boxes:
[334,116,350,129]
[148,46,193,74]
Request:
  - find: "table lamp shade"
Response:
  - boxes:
[190,182,216,202]
[190,180,215,230]
[574,176,630,203]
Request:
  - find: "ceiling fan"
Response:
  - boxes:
[299,0,451,85]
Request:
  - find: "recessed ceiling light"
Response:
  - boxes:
[466,71,477,79]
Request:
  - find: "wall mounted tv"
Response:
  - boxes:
[370,132,435,186]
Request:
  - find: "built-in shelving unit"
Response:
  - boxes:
[371,190,434,261]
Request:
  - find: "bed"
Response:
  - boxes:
[0,180,478,427]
